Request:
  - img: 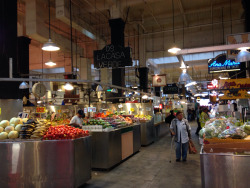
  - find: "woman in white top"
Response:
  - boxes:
[70,109,85,128]
[170,111,191,162]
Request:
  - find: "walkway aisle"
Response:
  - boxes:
[84,122,201,188]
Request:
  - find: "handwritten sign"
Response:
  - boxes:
[94,44,132,68]
[18,112,29,118]
[36,107,46,113]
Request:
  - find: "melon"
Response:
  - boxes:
[0,120,10,128]
[5,126,14,133]
[0,127,4,133]
[8,131,19,139]
[0,132,8,140]
[15,124,22,132]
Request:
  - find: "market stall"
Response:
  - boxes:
[199,117,250,188]
[0,118,91,188]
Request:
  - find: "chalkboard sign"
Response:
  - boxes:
[163,83,179,94]
[94,44,132,68]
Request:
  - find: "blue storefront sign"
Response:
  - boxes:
[208,54,241,73]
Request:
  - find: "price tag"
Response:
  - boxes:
[84,108,87,113]
[92,107,96,112]
[0,108,1,115]
[130,108,135,112]
[18,112,29,118]
[36,107,46,113]
[88,107,93,112]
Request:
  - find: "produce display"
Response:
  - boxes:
[43,125,89,140]
[0,117,89,141]
[199,117,249,140]
[133,115,152,122]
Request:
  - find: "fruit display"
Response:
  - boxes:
[85,119,112,129]
[19,119,37,139]
[43,125,89,140]
[133,115,152,122]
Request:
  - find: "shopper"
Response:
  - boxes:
[195,107,202,135]
[70,109,85,128]
[170,111,191,162]
[199,108,209,128]
[165,110,176,127]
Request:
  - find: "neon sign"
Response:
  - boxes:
[208,54,241,73]
[208,60,240,67]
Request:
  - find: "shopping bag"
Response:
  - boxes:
[188,139,197,154]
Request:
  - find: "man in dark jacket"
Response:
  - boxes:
[165,110,176,126]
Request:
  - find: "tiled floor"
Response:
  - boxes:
[84,122,202,188]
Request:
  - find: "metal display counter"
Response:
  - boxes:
[0,136,92,188]
[140,119,155,146]
[154,121,169,139]
[91,124,141,170]
[200,149,250,188]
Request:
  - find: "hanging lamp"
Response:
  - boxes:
[96,85,103,92]
[168,0,181,54]
[218,91,224,97]
[64,82,74,90]
[19,81,29,89]
[42,0,60,51]
[111,88,118,93]
[236,47,250,62]
[45,52,56,66]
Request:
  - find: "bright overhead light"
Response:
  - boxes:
[96,85,103,91]
[219,76,229,80]
[42,39,60,51]
[111,88,118,93]
[19,81,29,89]
[247,90,250,94]
[64,82,73,90]
[57,88,63,92]
[185,81,197,87]
[123,91,129,96]
[142,95,148,99]
[218,91,224,97]
[37,100,42,104]
[238,47,249,51]
[236,48,250,62]
[45,60,56,66]
[168,47,181,54]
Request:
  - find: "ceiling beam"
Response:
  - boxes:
[177,0,188,27]
[176,43,250,55]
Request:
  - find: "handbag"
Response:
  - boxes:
[188,139,197,154]
[185,122,197,154]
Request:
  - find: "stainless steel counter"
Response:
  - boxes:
[0,136,92,188]
[91,124,141,170]
[140,119,155,146]
[200,150,250,188]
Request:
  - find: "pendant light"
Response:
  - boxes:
[247,90,250,94]
[42,0,60,51]
[236,47,250,62]
[45,52,56,66]
[19,81,29,89]
[111,88,118,93]
[96,85,103,92]
[168,0,181,54]
[64,82,74,90]
[218,91,224,97]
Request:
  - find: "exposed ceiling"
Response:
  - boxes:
[18,0,246,85]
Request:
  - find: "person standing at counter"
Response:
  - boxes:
[170,111,191,162]
[199,108,209,128]
[165,110,176,127]
[70,109,85,128]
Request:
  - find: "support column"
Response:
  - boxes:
[0,0,20,99]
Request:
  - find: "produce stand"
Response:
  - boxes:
[140,119,155,146]
[0,136,92,188]
[200,147,250,188]
[91,124,141,170]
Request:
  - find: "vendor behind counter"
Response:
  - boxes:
[70,109,85,128]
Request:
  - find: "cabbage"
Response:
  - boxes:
[0,120,10,128]
[199,128,205,138]
[0,132,8,139]
[218,127,247,139]
[8,131,19,139]
[5,126,14,133]
[0,127,3,133]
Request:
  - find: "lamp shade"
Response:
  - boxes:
[42,39,60,51]
[111,88,118,93]
[168,46,181,54]
[64,82,73,90]
[19,81,29,89]
[45,60,56,66]
[235,50,250,62]
[96,85,103,91]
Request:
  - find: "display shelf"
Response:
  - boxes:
[0,136,92,188]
